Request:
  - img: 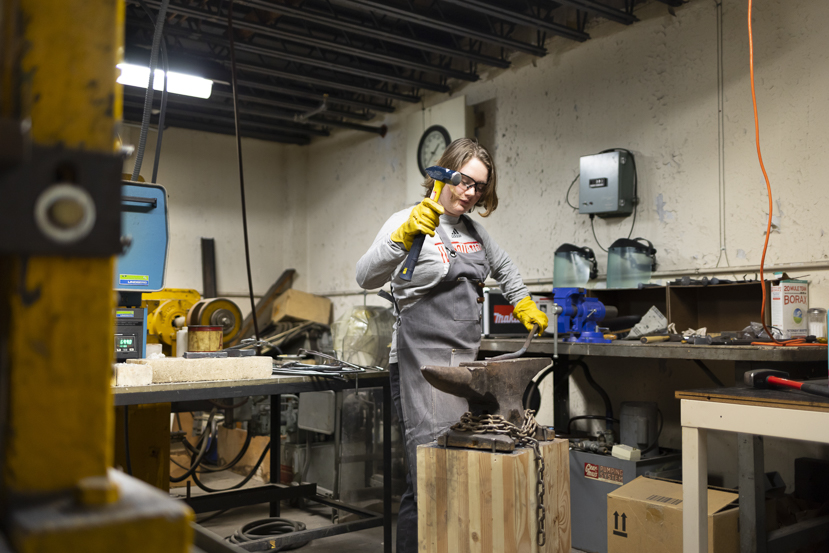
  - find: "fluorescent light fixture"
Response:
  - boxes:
[117,63,213,99]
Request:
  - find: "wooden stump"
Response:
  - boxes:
[417,439,570,553]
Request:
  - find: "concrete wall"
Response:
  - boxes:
[121,125,302,317]
[299,0,829,490]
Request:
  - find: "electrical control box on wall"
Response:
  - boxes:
[578,151,635,218]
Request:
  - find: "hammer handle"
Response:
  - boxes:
[399,180,445,282]
[768,376,829,398]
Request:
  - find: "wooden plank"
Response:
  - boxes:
[676,385,829,412]
[417,439,570,553]
[479,338,827,363]
[201,238,217,298]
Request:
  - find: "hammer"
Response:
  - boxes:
[399,166,461,281]
[744,369,829,399]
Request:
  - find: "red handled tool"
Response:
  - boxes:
[744,369,829,399]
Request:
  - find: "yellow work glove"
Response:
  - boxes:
[390,198,444,251]
[513,296,549,336]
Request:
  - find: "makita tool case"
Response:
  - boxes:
[481,289,552,337]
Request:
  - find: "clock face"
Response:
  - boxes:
[417,125,451,176]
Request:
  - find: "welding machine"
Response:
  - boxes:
[114,181,168,361]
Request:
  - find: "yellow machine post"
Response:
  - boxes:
[1,0,193,551]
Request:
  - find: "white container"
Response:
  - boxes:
[807,308,827,339]
[770,278,809,339]
[175,327,188,357]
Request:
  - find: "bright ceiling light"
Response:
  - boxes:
[117,63,213,99]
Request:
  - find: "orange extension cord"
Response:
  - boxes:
[747,0,826,348]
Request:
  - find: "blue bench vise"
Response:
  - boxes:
[552,287,612,344]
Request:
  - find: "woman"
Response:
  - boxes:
[355,138,548,553]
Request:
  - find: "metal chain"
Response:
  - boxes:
[450,410,547,547]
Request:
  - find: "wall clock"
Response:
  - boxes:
[416,125,451,177]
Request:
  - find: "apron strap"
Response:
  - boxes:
[434,225,458,258]
[378,287,400,315]
[460,214,485,244]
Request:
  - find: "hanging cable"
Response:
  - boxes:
[747,0,780,344]
[151,42,168,184]
[226,0,260,343]
[565,174,579,209]
[135,0,169,184]
[191,441,270,493]
[130,0,169,181]
[226,518,310,549]
[170,409,217,483]
[747,1,825,348]
[572,360,614,429]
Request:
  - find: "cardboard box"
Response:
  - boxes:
[771,274,809,339]
[271,289,332,326]
[607,476,739,553]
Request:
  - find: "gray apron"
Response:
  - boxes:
[395,216,490,497]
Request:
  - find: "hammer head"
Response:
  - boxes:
[744,368,790,388]
[421,357,552,426]
[425,165,462,185]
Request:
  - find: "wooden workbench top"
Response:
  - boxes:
[480,337,828,363]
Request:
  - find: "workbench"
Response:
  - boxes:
[677,385,829,553]
[479,337,827,428]
[113,371,392,553]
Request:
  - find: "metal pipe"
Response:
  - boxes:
[130,20,449,93]
[234,80,395,114]
[126,88,387,135]
[233,0,510,69]
[132,0,479,82]
[122,109,312,145]
[234,62,421,103]
[552,0,638,25]
[337,0,548,57]
[441,0,589,42]
[211,90,375,122]
[123,99,330,136]
[122,43,398,112]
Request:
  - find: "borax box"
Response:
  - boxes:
[771,274,809,339]
[607,476,739,553]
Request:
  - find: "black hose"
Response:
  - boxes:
[198,429,252,473]
[151,42,168,183]
[572,360,614,429]
[170,409,217,483]
[226,0,260,344]
[693,360,724,387]
[191,441,270,493]
[226,518,309,550]
[566,415,620,434]
[171,430,251,474]
[124,406,133,475]
[130,0,170,181]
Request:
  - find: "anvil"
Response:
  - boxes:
[421,357,553,451]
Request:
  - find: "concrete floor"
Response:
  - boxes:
[180,473,590,553]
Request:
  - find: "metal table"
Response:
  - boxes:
[479,337,827,428]
[677,385,829,553]
[114,371,392,553]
